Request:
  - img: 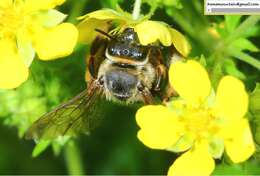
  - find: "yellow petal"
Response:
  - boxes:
[0,39,29,89]
[24,0,65,11]
[136,105,183,149]
[214,76,248,120]
[34,9,67,28]
[33,23,78,60]
[0,0,12,7]
[134,21,172,46]
[224,119,255,163]
[78,9,127,21]
[170,28,191,57]
[168,142,215,176]
[169,60,211,104]
[77,18,109,44]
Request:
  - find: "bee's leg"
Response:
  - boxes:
[148,47,167,92]
[138,83,154,104]
[153,64,167,91]
[142,88,154,104]
[162,85,178,104]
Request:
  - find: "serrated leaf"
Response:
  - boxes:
[254,125,260,145]
[225,16,241,33]
[211,61,224,90]
[167,0,182,8]
[144,0,182,9]
[223,59,246,80]
[32,140,51,157]
[231,38,259,52]
[199,54,207,67]
[250,83,260,119]
[243,25,260,38]
[162,0,182,8]
[100,0,123,9]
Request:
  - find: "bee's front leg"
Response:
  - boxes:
[137,82,154,104]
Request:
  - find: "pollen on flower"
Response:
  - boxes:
[180,106,220,139]
[0,5,25,38]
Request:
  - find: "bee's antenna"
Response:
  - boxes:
[95,29,114,39]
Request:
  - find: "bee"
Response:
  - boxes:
[26,28,183,140]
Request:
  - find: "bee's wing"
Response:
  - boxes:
[25,81,105,140]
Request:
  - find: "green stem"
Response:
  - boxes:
[132,0,142,20]
[65,141,84,175]
[67,0,89,23]
[170,12,195,37]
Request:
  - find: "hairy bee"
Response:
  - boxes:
[26,28,183,140]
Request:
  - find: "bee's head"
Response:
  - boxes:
[104,70,138,101]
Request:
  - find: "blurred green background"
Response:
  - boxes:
[0,0,260,175]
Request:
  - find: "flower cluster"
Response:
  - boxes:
[0,0,78,89]
[136,60,255,175]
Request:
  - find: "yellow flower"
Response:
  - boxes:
[0,0,78,89]
[78,9,191,57]
[136,60,255,176]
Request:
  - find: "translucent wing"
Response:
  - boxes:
[25,81,105,140]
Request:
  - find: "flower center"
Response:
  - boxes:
[181,107,219,139]
[0,4,25,38]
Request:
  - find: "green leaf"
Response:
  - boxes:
[254,125,260,145]
[242,25,260,38]
[32,140,51,157]
[144,0,182,9]
[250,83,260,144]
[100,0,123,9]
[162,0,182,8]
[213,163,243,175]
[225,16,241,33]
[199,54,207,67]
[211,60,224,90]
[250,83,260,119]
[231,38,259,52]
[228,48,260,70]
[223,59,246,80]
